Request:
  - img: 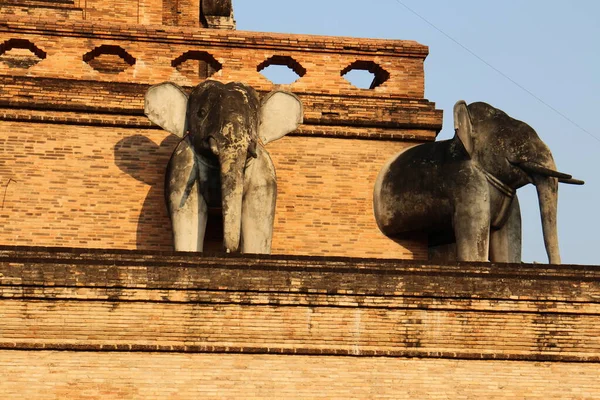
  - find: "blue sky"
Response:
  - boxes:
[232,0,599,265]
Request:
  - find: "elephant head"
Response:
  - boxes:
[144,80,303,253]
[454,101,583,263]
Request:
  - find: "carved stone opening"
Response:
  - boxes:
[257,55,305,84]
[171,50,222,79]
[0,38,47,69]
[341,60,389,89]
[83,45,136,74]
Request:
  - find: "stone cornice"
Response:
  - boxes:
[1,246,599,363]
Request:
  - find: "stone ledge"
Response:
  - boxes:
[0,342,599,363]
[1,246,599,363]
[0,75,443,139]
[1,245,599,286]
[0,107,439,141]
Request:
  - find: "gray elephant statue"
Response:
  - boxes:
[144,80,303,253]
[373,100,583,264]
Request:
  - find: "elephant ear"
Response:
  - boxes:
[453,100,474,157]
[145,82,189,138]
[258,91,303,145]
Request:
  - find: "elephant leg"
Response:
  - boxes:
[453,194,491,262]
[240,146,277,254]
[165,138,208,252]
[169,180,208,252]
[490,196,522,263]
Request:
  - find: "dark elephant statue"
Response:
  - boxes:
[144,80,303,253]
[373,100,583,264]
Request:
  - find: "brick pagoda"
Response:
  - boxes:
[0,1,598,398]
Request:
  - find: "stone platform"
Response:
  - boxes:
[1,246,599,398]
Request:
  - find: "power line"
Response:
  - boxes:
[393,0,600,144]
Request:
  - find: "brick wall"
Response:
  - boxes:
[0,17,442,258]
[0,0,187,26]
[2,247,599,360]
[0,18,429,97]
[2,352,599,399]
[0,0,84,20]
[1,247,599,398]
[0,120,422,258]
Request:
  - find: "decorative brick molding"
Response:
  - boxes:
[0,16,432,98]
[0,16,443,139]
[82,44,136,74]
[0,117,424,257]
[342,60,390,89]
[0,76,442,139]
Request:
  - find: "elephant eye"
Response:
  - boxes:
[197,108,207,119]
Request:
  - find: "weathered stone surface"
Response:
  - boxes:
[201,0,235,30]
[374,101,583,264]
[1,245,600,364]
[145,81,303,253]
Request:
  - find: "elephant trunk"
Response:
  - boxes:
[219,150,246,253]
[535,175,561,264]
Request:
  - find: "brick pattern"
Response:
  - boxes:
[0,17,429,98]
[2,352,600,399]
[270,136,423,257]
[0,0,84,21]
[0,120,423,258]
[1,247,599,361]
[3,299,599,358]
[83,0,141,25]
[1,248,600,398]
[0,107,437,141]
[0,0,175,26]
[0,77,442,136]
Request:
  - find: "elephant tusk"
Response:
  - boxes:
[514,161,573,180]
[559,177,585,185]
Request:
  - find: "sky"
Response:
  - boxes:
[232,0,599,265]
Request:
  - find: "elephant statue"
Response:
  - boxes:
[144,80,303,253]
[373,100,583,264]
